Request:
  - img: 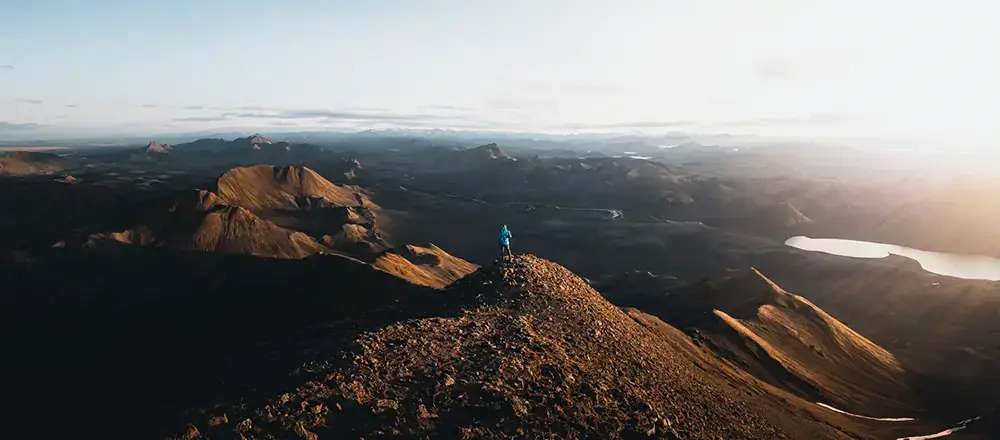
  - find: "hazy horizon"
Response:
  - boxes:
[2,0,997,147]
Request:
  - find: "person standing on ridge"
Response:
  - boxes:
[498,224,513,259]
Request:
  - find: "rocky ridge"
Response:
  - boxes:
[174,255,854,439]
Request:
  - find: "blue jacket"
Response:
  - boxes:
[498,227,512,246]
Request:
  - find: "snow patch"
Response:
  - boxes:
[815,403,916,422]
[896,416,981,440]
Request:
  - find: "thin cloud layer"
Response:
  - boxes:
[0,64,13,70]
[162,106,484,128]
[173,116,230,122]
[222,108,452,122]
[559,120,698,130]
[755,51,857,84]
[717,114,853,128]
[166,106,708,132]
[0,122,42,131]
[17,99,44,105]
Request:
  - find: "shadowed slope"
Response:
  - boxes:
[0,246,445,440]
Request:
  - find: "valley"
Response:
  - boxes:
[0,134,997,439]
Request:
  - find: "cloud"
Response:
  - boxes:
[0,64,13,70]
[168,106,637,131]
[807,113,852,124]
[559,83,621,94]
[721,117,803,127]
[755,61,795,81]
[141,104,158,108]
[487,97,556,110]
[17,99,44,105]
[512,80,623,95]
[421,104,478,112]
[182,105,205,110]
[559,120,698,130]
[755,51,857,84]
[66,104,77,108]
[173,107,463,124]
[0,122,42,131]
[173,116,230,122]
[221,108,460,122]
[717,114,854,128]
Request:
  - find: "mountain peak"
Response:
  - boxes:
[471,142,511,160]
[144,141,172,153]
[244,134,272,145]
[215,165,367,211]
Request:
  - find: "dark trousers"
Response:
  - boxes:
[500,244,511,258]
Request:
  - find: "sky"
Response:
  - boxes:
[1,0,997,145]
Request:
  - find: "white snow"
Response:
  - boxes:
[815,403,916,422]
[895,416,981,440]
[814,402,986,440]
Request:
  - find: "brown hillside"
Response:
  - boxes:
[178,255,855,439]
[0,151,73,175]
[214,165,390,257]
[655,268,912,415]
[216,165,368,211]
[371,243,478,288]
[319,222,388,256]
[88,190,327,259]
[185,206,326,258]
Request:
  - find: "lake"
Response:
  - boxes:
[785,236,1000,281]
